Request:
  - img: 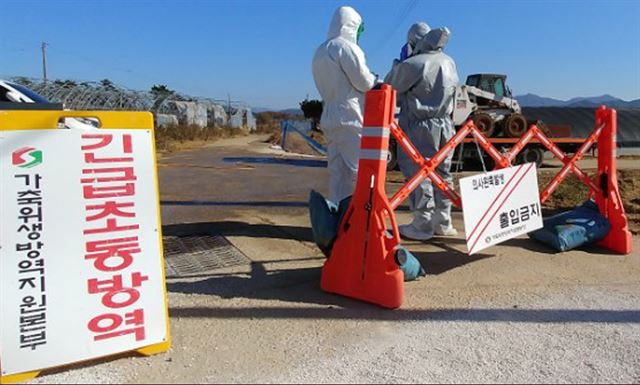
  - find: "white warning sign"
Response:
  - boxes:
[460,163,543,254]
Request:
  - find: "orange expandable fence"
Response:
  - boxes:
[320,84,632,309]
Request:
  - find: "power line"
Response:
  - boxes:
[41,42,48,83]
[370,0,419,56]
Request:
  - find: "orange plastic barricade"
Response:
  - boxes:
[320,84,404,309]
[594,108,633,254]
[321,85,632,309]
[388,104,632,256]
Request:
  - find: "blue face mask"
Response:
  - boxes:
[400,43,413,61]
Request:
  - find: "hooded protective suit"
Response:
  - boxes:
[395,22,431,132]
[384,27,460,240]
[312,6,377,203]
[400,22,431,61]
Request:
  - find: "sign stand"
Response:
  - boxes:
[0,110,170,384]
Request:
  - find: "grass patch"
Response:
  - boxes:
[155,124,250,153]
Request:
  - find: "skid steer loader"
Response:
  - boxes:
[453,73,541,138]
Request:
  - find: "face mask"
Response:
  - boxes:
[400,43,413,61]
[356,22,365,43]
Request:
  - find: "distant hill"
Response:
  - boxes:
[252,107,273,113]
[279,108,304,116]
[252,107,303,115]
[515,93,565,107]
[516,93,640,109]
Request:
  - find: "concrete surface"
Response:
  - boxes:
[26,135,640,384]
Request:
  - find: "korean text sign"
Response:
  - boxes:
[460,163,543,255]
[0,129,168,377]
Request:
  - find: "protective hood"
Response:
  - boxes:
[415,27,450,54]
[406,21,430,48]
[327,6,362,44]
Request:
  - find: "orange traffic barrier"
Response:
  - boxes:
[320,84,404,309]
[389,105,632,256]
[594,108,633,254]
[322,85,632,309]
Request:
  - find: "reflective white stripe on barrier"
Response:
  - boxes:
[402,138,418,157]
[362,127,390,138]
[360,149,388,161]
[406,176,423,192]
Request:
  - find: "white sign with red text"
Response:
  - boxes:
[460,163,543,255]
[0,129,167,376]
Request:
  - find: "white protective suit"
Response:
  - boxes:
[384,27,460,240]
[395,22,431,132]
[312,6,377,203]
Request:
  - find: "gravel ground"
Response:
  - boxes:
[17,136,640,384]
[271,287,640,384]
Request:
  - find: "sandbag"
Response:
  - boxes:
[308,190,351,256]
[395,246,426,281]
[529,200,610,252]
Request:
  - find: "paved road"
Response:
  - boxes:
[28,136,640,384]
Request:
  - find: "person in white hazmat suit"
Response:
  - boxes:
[312,6,377,203]
[395,22,431,133]
[384,27,460,241]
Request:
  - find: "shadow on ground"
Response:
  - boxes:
[163,221,314,243]
[223,156,327,168]
[162,200,309,208]
[165,221,494,307]
[169,305,640,323]
[504,236,624,256]
[412,240,494,275]
[161,200,411,211]
[164,221,631,319]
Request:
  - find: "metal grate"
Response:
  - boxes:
[163,235,251,278]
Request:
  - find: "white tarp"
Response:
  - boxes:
[229,108,257,131]
[246,111,256,131]
[155,113,179,128]
[168,101,207,128]
[206,103,227,127]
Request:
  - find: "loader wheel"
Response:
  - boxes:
[503,113,528,138]
[519,147,545,168]
[472,113,495,137]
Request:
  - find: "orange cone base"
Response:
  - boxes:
[321,247,403,309]
[598,229,633,255]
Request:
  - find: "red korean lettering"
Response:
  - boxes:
[83,183,135,199]
[81,167,137,184]
[82,134,133,163]
[88,309,145,342]
[83,218,139,235]
[87,272,149,308]
[86,201,136,222]
[85,237,140,272]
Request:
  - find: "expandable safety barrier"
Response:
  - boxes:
[321,84,632,309]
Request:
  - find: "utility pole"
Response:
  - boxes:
[41,42,48,84]
[227,93,231,116]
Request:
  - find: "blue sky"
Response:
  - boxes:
[1,0,638,110]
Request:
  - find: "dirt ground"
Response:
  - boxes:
[538,169,640,235]
[23,135,640,384]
